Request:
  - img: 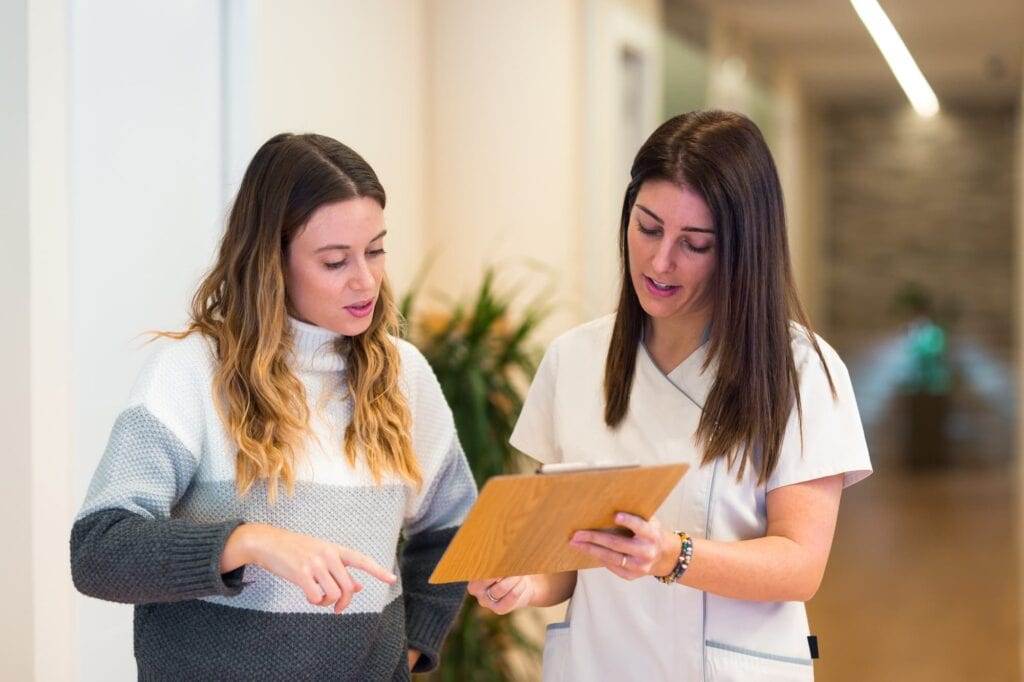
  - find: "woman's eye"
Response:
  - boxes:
[368,248,386,257]
[685,241,712,254]
[638,223,660,237]
[325,260,347,270]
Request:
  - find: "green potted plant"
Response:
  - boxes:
[401,267,548,681]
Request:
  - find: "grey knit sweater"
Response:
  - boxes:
[71,319,477,681]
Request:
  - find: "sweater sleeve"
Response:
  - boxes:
[70,342,246,604]
[397,343,478,673]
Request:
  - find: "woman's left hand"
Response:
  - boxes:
[569,513,678,580]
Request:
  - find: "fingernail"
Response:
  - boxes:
[616,513,625,522]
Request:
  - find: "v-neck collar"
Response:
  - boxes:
[639,339,714,411]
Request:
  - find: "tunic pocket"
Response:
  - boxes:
[705,640,814,682]
[541,621,571,682]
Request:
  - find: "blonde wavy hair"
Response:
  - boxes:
[164,133,421,501]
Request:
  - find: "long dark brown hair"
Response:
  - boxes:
[604,110,834,483]
[163,133,421,500]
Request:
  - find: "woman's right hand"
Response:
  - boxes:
[222,524,397,614]
[467,576,535,615]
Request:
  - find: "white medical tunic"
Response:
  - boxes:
[510,315,872,682]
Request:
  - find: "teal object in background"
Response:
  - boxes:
[903,319,950,395]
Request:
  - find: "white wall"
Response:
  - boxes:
[425,0,584,332]
[69,2,226,679]
[424,0,662,332]
[582,0,663,322]
[239,0,428,296]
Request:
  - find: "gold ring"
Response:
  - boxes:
[620,554,628,569]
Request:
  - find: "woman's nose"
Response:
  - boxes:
[651,240,675,274]
[349,258,375,290]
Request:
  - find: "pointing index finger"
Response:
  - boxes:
[341,549,398,584]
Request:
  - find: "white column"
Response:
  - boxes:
[772,69,824,325]
[29,0,74,678]
[0,0,34,674]
[0,0,75,678]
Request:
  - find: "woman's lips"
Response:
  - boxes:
[344,299,375,318]
[643,276,680,298]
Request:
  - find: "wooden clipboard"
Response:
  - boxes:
[429,462,689,584]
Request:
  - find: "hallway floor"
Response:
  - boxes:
[807,466,1020,681]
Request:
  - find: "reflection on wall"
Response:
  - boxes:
[662,28,708,117]
[823,105,1016,468]
[620,45,648,177]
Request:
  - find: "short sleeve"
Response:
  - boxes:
[509,340,561,464]
[767,334,873,492]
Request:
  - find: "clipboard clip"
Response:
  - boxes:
[536,461,640,474]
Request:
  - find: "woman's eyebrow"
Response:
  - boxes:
[636,204,663,224]
[635,204,714,234]
[314,229,388,252]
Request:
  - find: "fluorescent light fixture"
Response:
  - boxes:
[850,0,939,116]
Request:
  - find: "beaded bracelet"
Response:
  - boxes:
[655,531,693,584]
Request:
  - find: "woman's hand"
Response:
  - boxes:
[467,576,536,615]
[569,513,679,580]
[221,524,397,614]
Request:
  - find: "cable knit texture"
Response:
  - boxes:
[71,319,476,680]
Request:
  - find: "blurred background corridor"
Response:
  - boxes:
[3,0,1023,679]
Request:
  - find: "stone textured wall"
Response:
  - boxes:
[822,105,1016,467]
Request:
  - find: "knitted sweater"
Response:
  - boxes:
[70,319,477,681]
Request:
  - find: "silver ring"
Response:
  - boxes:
[620,554,628,569]
[485,587,499,603]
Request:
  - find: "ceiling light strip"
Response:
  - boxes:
[850,0,940,116]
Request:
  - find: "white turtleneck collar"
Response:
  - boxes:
[288,317,348,373]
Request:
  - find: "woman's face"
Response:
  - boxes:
[284,197,387,336]
[627,179,717,335]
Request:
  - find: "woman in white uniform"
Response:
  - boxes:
[468,110,871,681]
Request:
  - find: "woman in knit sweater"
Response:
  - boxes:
[70,133,477,680]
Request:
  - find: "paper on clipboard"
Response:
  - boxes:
[428,462,689,584]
